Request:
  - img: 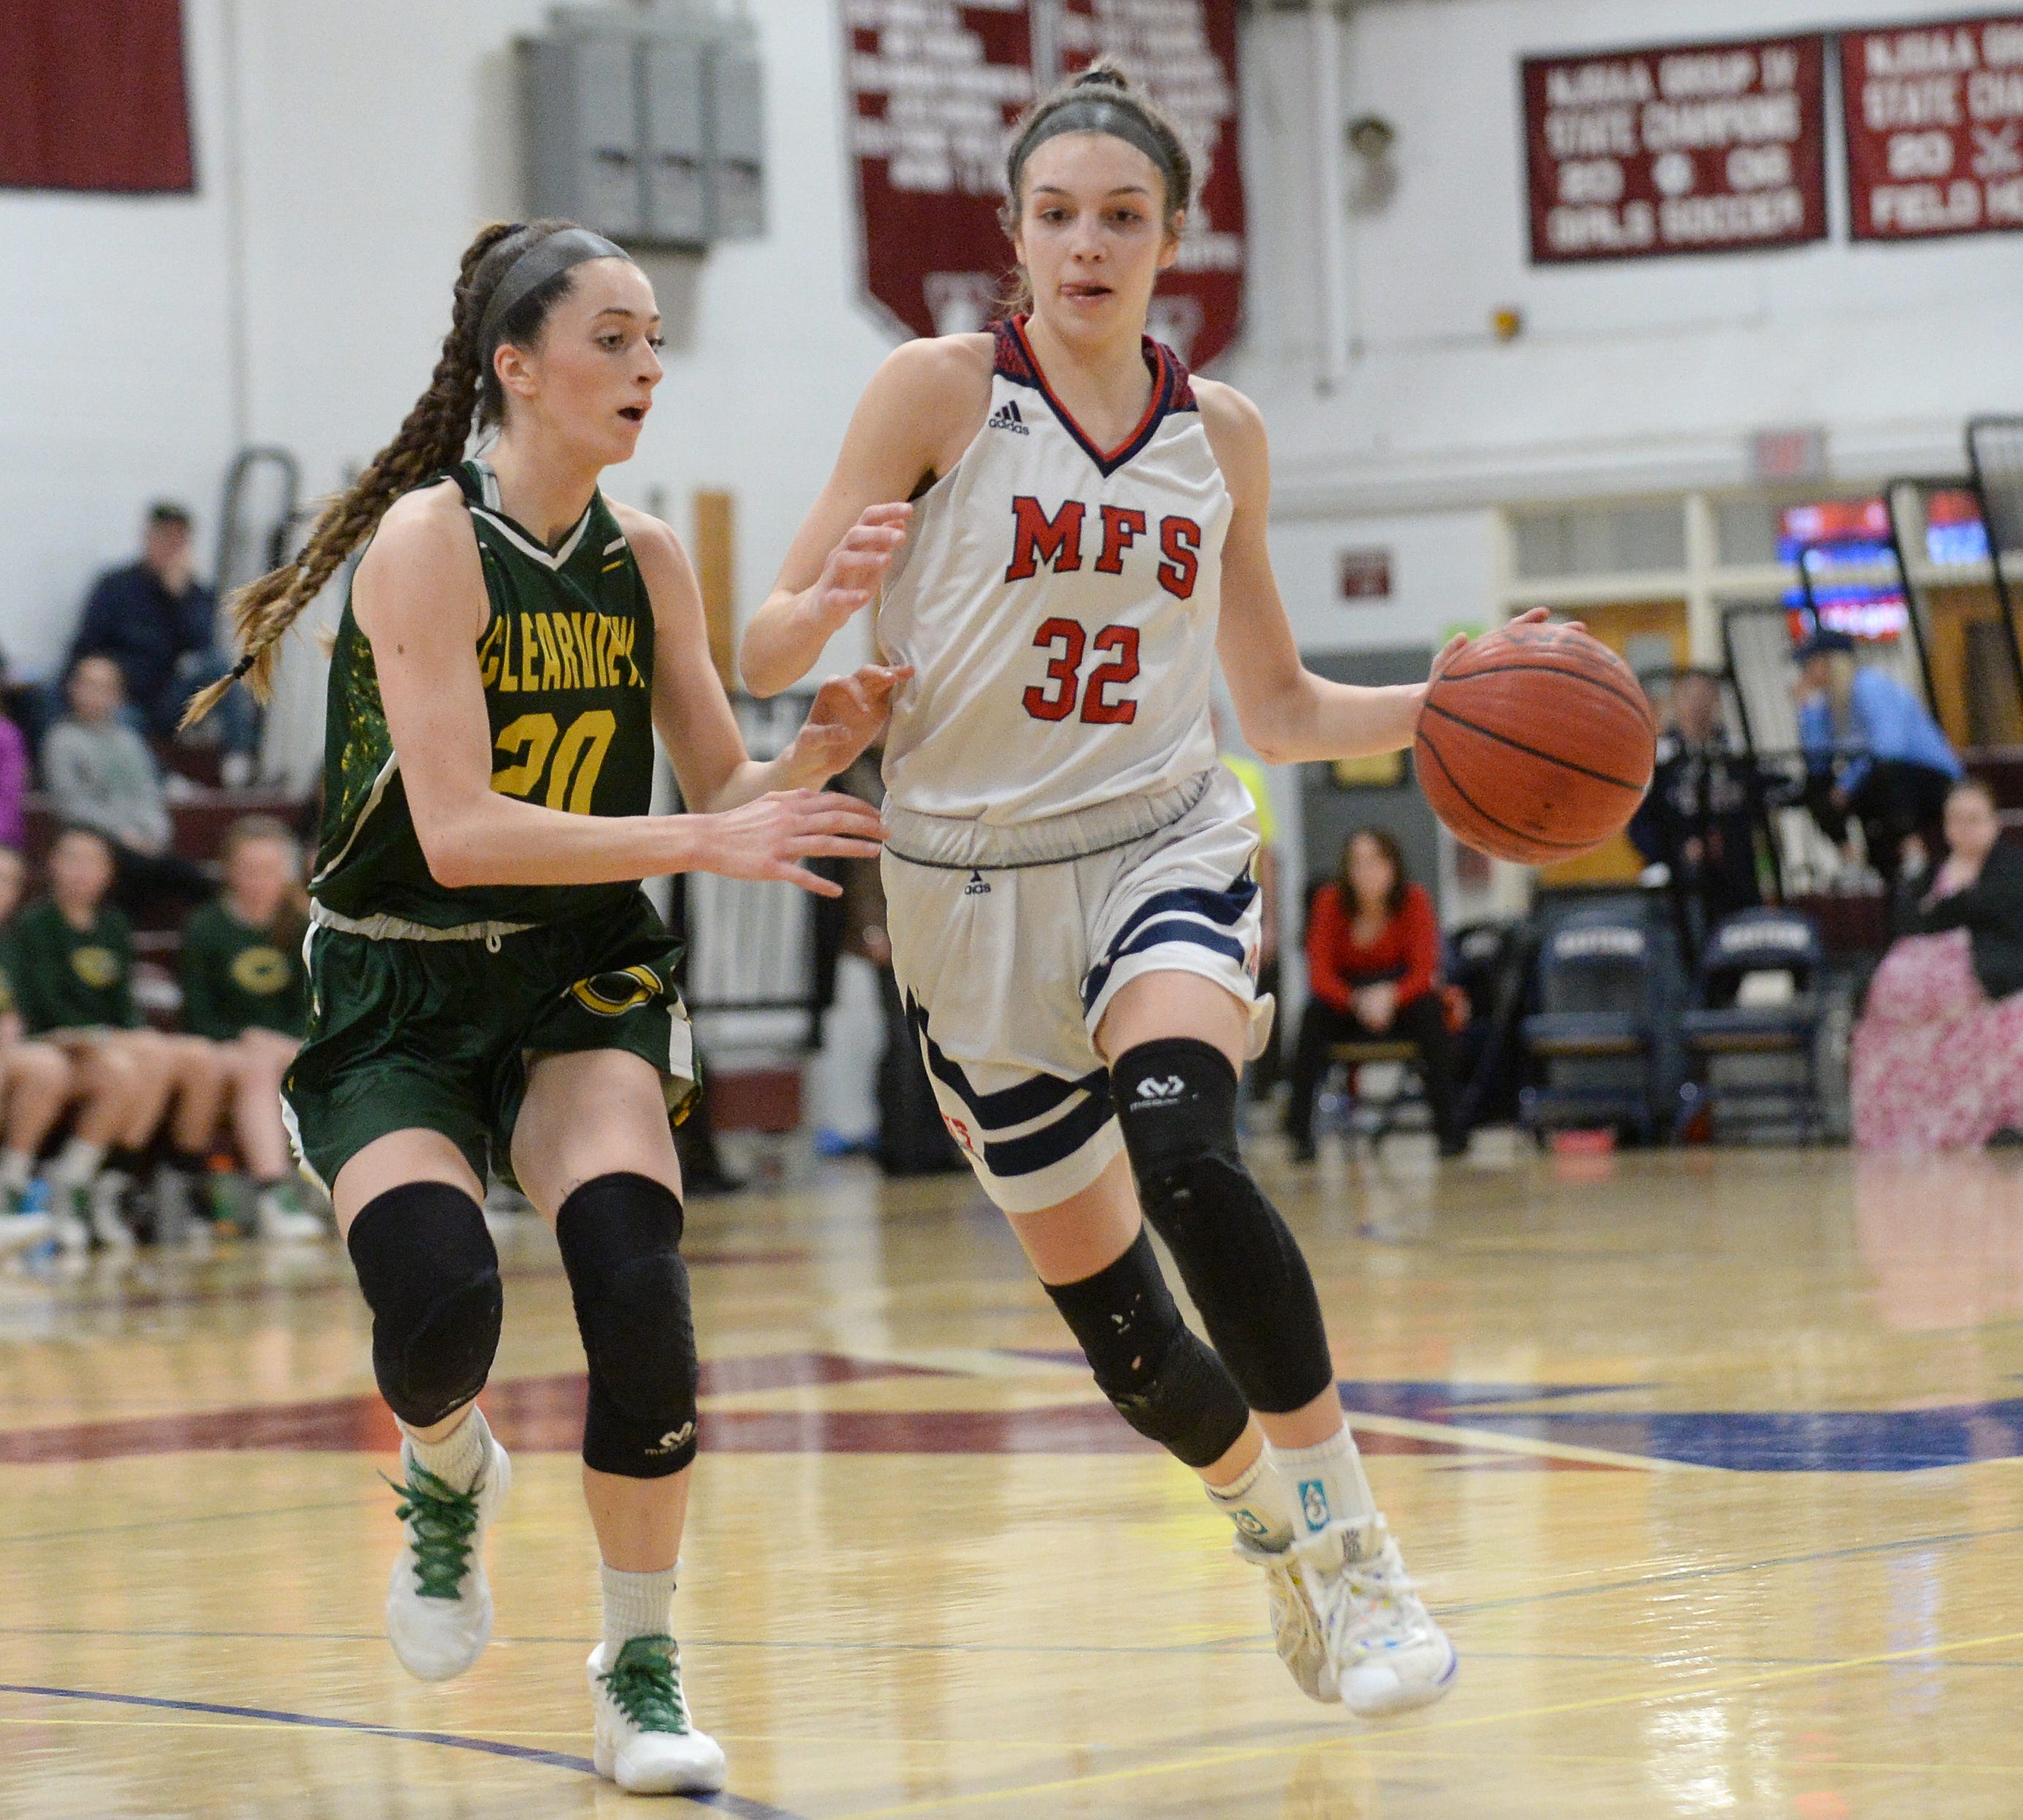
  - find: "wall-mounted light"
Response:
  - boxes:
[1344,113,1398,213]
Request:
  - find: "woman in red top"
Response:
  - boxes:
[1286,827,1462,1160]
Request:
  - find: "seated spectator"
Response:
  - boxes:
[1796,629,1961,886]
[43,655,213,916]
[1629,669,1775,964]
[11,826,224,1251]
[179,818,322,1241]
[1852,780,2023,1151]
[1286,828,1463,1162]
[68,501,256,766]
[0,847,69,1249]
[1909,780,2023,997]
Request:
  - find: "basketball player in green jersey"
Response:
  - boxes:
[188,219,897,1796]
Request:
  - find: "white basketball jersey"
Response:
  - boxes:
[877,318,1230,828]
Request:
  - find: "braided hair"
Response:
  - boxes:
[185,218,617,725]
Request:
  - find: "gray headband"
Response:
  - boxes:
[478,226,629,354]
[1011,97,1185,205]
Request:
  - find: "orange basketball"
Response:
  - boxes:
[1413,622,1657,866]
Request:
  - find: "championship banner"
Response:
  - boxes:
[1523,35,1828,264]
[842,0,1244,367]
[1058,0,1244,366]
[0,0,194,193]
[1841,15,2023,240]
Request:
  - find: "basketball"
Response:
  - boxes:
[1414,621,1658,865]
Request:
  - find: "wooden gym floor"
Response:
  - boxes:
[1,1138,2019,1817]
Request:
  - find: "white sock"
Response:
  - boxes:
[602,1561,677,1653]
[1271,1427,1377,1537]
[50,1138,105,1189]
[405,1405,491,1494]
[0,1151,31,1200]
[1205,1450,1296,1550]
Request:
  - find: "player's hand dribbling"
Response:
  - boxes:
[699,790,887,897]
[810,503,913,633]
[777,663,914,788]
[1426,606,1586,685]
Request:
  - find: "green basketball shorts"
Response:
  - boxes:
[281,892,698,1195]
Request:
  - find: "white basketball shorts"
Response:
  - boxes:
[881,768,1273,1214]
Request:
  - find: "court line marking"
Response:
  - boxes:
[0,1683,807,1820]
[1351,1744,2023,1780]
[1441,1518,2023,1615]
[1338,1407,1700,1471]
[0,1498,365,1549]
[819,1626,2023,1819]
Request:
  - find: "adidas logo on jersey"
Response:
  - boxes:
[964,871,992,896]
[987,400,1030,435]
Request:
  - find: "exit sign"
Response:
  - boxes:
[1338,547,1393,601]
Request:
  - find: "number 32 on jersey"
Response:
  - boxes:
[1023,620,1140,726]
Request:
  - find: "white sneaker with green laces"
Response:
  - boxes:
[588,1634,728,1795]
[1294,1515,1457,1716]
[384,1436,511,1681]
[1232,1531,1335,1702]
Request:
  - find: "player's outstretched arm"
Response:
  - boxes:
[620,503,908,806]
[743,336,991,697]
[1203,384,1550,765]
[359,489,885,899]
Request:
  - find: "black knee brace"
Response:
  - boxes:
[555,1173,698,1479]
[1044,1228,1250,1469]
[346,1182,503,1429]
[1112,1037,1336,1415]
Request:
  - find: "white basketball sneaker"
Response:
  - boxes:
[49,1184,89,1257]
[1295,1515,1457,1716]
[384,1433,511,1682]
[88,1173,135,1252]
[1232,1531,1336,1702]
[588,1634,728,1795]
[254,1183,326,1243]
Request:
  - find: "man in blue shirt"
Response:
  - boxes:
[66,503,256,768]
[1796,628,1962,883]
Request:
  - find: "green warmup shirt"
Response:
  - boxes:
[180,901,308,1040]
[8,899,139,1032]
[311,458,658,936]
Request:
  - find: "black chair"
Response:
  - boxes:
[1675,907,1827,1141]
[1519,905,1667,1141]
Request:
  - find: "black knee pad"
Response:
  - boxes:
[346,1182,502,1429]
[1044,1227,1250,1469]
[555,1173,698,1479]
[1112,1037,1336,1415]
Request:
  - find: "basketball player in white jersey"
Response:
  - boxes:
[747,63,1520,1714]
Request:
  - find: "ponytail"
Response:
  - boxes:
[184,217,616,726]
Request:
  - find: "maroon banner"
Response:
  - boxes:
[843,0,1244,368]
[0,0,194,193]
[845,1,1036,346]
[1059,0,1244,367]
[1842,16,2023,241]
[1523,35,1827,264]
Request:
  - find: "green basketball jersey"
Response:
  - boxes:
[312,460,658,934]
